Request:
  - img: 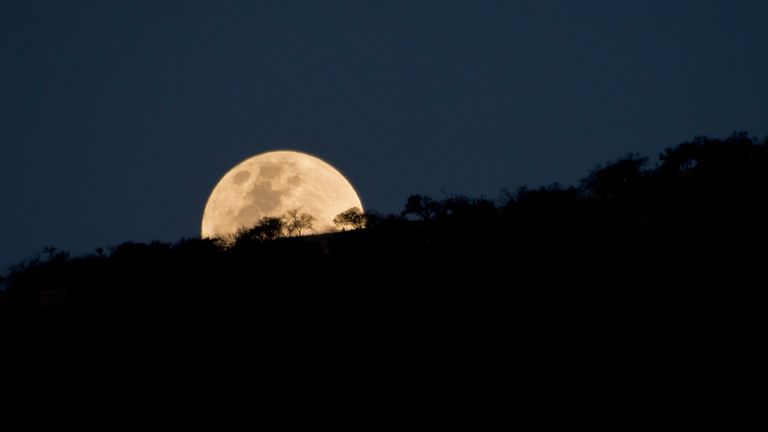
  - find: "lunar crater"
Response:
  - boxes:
[232,171,251,185]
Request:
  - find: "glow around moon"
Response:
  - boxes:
[201,151,363,239]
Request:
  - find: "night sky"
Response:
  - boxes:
[2,0,767,270]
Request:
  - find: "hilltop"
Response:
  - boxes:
[1,133,765,427]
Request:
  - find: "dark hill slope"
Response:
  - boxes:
[1,134,764,427]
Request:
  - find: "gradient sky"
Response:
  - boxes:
[2,0,767,270]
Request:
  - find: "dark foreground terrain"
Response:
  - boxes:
[1,134,765,427]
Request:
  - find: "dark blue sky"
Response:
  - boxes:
[2,0,767,269]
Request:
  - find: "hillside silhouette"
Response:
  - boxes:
[1,133,765,427]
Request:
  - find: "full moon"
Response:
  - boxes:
[201,151,363,239]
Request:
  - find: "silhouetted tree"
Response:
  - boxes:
[513,184,579,211]
[361,210,384,229]
[42,246,70,263]
[659,133,768,189]
[581,153,648,196]
[244,217,286,241]
[402,195,440,220]
[284,208,314,236]
[439,195,496,219]
[215,229,242,249]
[333,207,366,231]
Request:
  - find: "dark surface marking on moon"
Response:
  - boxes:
[238,181,285,223]
[233,171,250,185]
[287,174,302,187]
[259,161,284,180]
[235,162,288,224]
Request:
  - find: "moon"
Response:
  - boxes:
[201,151,363,239]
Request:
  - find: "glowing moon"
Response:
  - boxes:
[201,151,362,238]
